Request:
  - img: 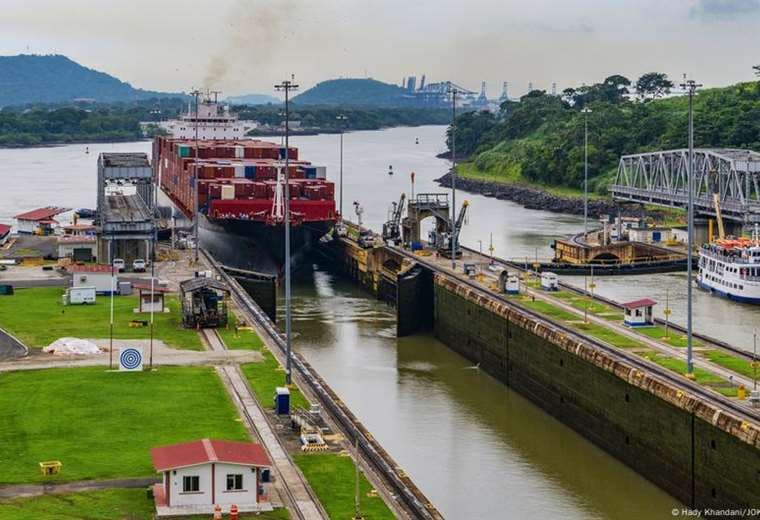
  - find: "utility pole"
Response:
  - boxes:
[190,88,201,264]
[448,83,458,269]
[581,107,592,238]
[108,236,114,370]
[275,76,299,386]
[149,230,155,370]
[680,78,701,377]
[337,114,348,219]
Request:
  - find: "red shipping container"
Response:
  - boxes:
[287,182,302,198]
[251,182,267,199]
[209,184,222,199]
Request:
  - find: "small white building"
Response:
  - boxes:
[628,227,672,244]
[622,298,656,327]
[133,282,170,313]
[150,439,273,517]
[67,264,117,294]
[540,272,559,291]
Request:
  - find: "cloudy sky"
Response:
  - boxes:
[1,0,759,97]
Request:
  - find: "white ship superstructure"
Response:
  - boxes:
[697,233,760,304]
[159,94,257,140]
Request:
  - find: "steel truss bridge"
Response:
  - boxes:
[610,148,760,224]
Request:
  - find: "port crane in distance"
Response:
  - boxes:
[382,193,406,245]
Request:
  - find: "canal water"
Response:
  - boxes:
[4,126,745,518]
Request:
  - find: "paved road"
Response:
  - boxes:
[0,477,158,499]
[0,338,261,372]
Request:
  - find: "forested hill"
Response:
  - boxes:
[0,54,178,106]
[451,74,760,194]
[293,78,412,107]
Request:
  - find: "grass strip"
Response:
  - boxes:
[294,453,394,520]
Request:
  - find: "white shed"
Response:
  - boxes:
[67,264,117,294]
[150,439,273,517]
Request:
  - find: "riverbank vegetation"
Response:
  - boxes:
[451,73,760,195]
[0,98,449,147]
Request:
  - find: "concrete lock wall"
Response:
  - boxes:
[396,265,433,337]
[431,275,760,509]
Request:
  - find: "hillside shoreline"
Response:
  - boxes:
[435,171,662,219]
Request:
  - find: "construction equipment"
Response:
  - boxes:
[382,194,406,245]
[437,200,469,258]
[708,169,726,240]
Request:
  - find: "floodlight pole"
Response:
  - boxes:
[337,114,348,218]
[581,107,592,238]
[449,84,458,268]
[190,89,201,265]
[109,235,114,370]
[680,78,701,376]
[275,77,299,386]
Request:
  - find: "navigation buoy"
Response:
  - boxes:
[85,146,89,154]
[388,165,393,175]
[415,137,419,145]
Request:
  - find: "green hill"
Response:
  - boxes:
[293,78,412,107]
[452,75,760,195]
[0,54,179,106]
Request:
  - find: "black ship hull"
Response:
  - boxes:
[199,215,333,275]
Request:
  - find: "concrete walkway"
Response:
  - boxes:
[203,330,326,520]
[0,338,261,372]
[0,476,158,499]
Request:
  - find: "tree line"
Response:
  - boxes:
[449,72,760,193]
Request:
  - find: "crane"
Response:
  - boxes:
[438,200,469,258]
[382,194,406,244]
[708,169,726,240]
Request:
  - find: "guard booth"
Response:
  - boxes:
[179,277,229,328]
[622,298,656,327]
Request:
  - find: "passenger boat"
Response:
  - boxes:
[697,231,760,304]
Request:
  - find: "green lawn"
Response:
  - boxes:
[702,350,758,380]
[0,366,248,484]
[218,325,264,351]
[570,322,645,349]
[294,453,394,520]
[0,287,202,350]
[637,326,690,348]
[644,353,738,397]
[0,488,291,520]
[241,351,310,411]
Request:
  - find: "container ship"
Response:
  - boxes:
[155,96,336,271]
[697,232,760,304]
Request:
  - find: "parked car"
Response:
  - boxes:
[113,258,126,272]
[132,259,146,272]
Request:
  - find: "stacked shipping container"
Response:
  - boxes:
[155,136,336,225]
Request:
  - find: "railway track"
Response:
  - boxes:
[200,249,443,520]
[200,329,325,520]
[461,244,758,363]
[396,246,760,424]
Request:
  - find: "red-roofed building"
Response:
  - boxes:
[0,224,10,245]
[622,298,656,327]
[150,439,272,516]
[14,207,69,235]
[132,282,170,313]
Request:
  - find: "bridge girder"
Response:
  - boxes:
[610,148,760,223]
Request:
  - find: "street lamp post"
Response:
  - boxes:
[449,83,458,269]
[581,107,592,237]
[680,78,701,376]
[336,115,348,219]
[190,89,201,265]
[275,77,299,386]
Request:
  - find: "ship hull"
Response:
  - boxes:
[199,214,333,275]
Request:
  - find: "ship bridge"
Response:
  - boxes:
[610,148,760,223]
